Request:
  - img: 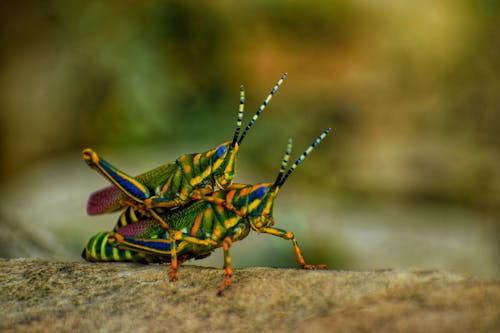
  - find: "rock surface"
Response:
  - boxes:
[1,259,499,333]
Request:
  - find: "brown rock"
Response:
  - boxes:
[1,259,498,332]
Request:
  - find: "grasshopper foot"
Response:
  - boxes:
[169,267,178,282]
[217,279,230,297]
[217,271,233,296]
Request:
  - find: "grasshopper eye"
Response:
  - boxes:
[215,146,227,159]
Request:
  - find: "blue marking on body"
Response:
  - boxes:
[127,238,171,251]
[99,159,149,200]
[249,186,267,201]
[215,146,227,159]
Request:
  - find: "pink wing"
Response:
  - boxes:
[117,219,156,237]
[86,186,123,215]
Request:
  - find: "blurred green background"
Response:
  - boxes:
[0,1,499,277]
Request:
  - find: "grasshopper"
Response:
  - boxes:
[82,128,330,294]
[83,74,287,231]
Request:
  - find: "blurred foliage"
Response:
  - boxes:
[0,1,499,257]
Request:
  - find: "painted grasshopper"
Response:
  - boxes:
[83,74,287,231]
[82,128,330,294]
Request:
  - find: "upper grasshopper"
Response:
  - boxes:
[83,74,287,228]
[82,128,330,294]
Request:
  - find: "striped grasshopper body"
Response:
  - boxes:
[83,74,287,233]
[82,129,330,294]
[82,207,214,265]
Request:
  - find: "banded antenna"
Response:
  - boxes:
[274,138,293,186]
[231,85,245,146]
[237,73,288,145]
[276,128,331,187]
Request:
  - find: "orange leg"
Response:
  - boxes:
[148,209,172,234]
[169,234,178,282]
[120,199,173,235]
[189,191,244,218]
[217,237,234,296]
[259,226,327,269]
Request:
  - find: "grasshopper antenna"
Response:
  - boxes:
[274,138,293,186]
[237,73,287,145]
[231,85,245,147]
[277,128,331,187]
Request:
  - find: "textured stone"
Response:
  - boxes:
[1,259,499,332]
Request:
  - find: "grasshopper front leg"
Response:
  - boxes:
[257,226,327,270]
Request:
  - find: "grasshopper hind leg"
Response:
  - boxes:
[82,148,151,204]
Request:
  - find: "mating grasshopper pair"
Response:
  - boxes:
[82,74,330,294]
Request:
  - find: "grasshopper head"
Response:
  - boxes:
[211,140,239,189]
[242,183,278,229]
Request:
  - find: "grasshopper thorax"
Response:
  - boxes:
[226,183,277,230]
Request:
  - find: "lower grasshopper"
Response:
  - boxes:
[83,74,287,233]
[82,128,330,294]
[82,230,158,263]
